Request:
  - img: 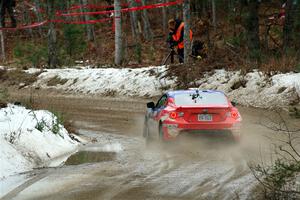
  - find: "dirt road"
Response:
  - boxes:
[2,91,299,200]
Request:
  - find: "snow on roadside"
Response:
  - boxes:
[31,66,175,97]
[0,105,80,180]
[197,70,300,108]
[30,66,299,108]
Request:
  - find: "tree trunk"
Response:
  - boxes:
[244,0,260,60]
[33,0,43,36]
[195,0,202,18]
[47,0,58,68]
[128,0,142,63]
[202,0,207,17]
[295,0,300,52]
[114,0,122,65]
[162,0,167,34]
[283,0,296,53]
[183,0,191,64]
[128,0,139,40]
[0,2,4,60]
[140,0,153,41]
[0,30,5,61]
[22,2,33,37]
[80,0,95,42]
[211,0,216,32]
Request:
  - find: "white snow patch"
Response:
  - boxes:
[0,174,30,199]
[30,66,300,108]
[0,105,80,180]
[197,70,300,108]
[26,68,43,74]
[32,66,175,97]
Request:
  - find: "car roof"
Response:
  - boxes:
[166,89,226,98]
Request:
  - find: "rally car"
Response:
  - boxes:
[143,89,242,141]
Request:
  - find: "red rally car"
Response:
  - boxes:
[143,89,242,141]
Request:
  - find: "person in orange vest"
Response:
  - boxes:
[167,19,193,63]
[0,0,17,28]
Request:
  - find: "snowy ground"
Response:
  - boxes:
[197,70,300,108]
[29,66,175,97]
[29,66,300,108]
[0,105,81,197]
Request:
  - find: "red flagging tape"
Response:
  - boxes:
[65,0,142,12]
[57,0,183,17]
[0,0,182,31]
[0,21,48,30]
[22,0,142,16]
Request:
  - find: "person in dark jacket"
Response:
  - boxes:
[0,0,17,28]
[167,19,192,63]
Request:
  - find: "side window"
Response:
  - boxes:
[156,95,168,109]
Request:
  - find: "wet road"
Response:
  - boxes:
[2,91,299,200]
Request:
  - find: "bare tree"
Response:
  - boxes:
[80,0,95,42]
[243,0,260,60]
[128,0,142,63]
[33,0,43,36]
[47,0,58,68]
[114,0,122,65]
[283,0,297,53]
[162,0,167,34]
[22,2,33,37]
[0,30,5,61]
[128,0,140,41]
[183,0,191,64]
[140,0,153,41]
[211,0,216,32]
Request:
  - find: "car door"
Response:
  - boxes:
[148,94,168,135]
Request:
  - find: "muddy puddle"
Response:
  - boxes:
[65,151,116,165]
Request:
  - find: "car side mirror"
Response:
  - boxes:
[147,102,155,109]
[231,101,237,107]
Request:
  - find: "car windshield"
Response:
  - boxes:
[174,91,228,106]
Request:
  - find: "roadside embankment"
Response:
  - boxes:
[26,66,300,108]
[0,104,82,180]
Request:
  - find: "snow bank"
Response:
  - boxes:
[30,66,299,108]
[0,105,79,179]
[197,70,300,108]
[32,66,175,97]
